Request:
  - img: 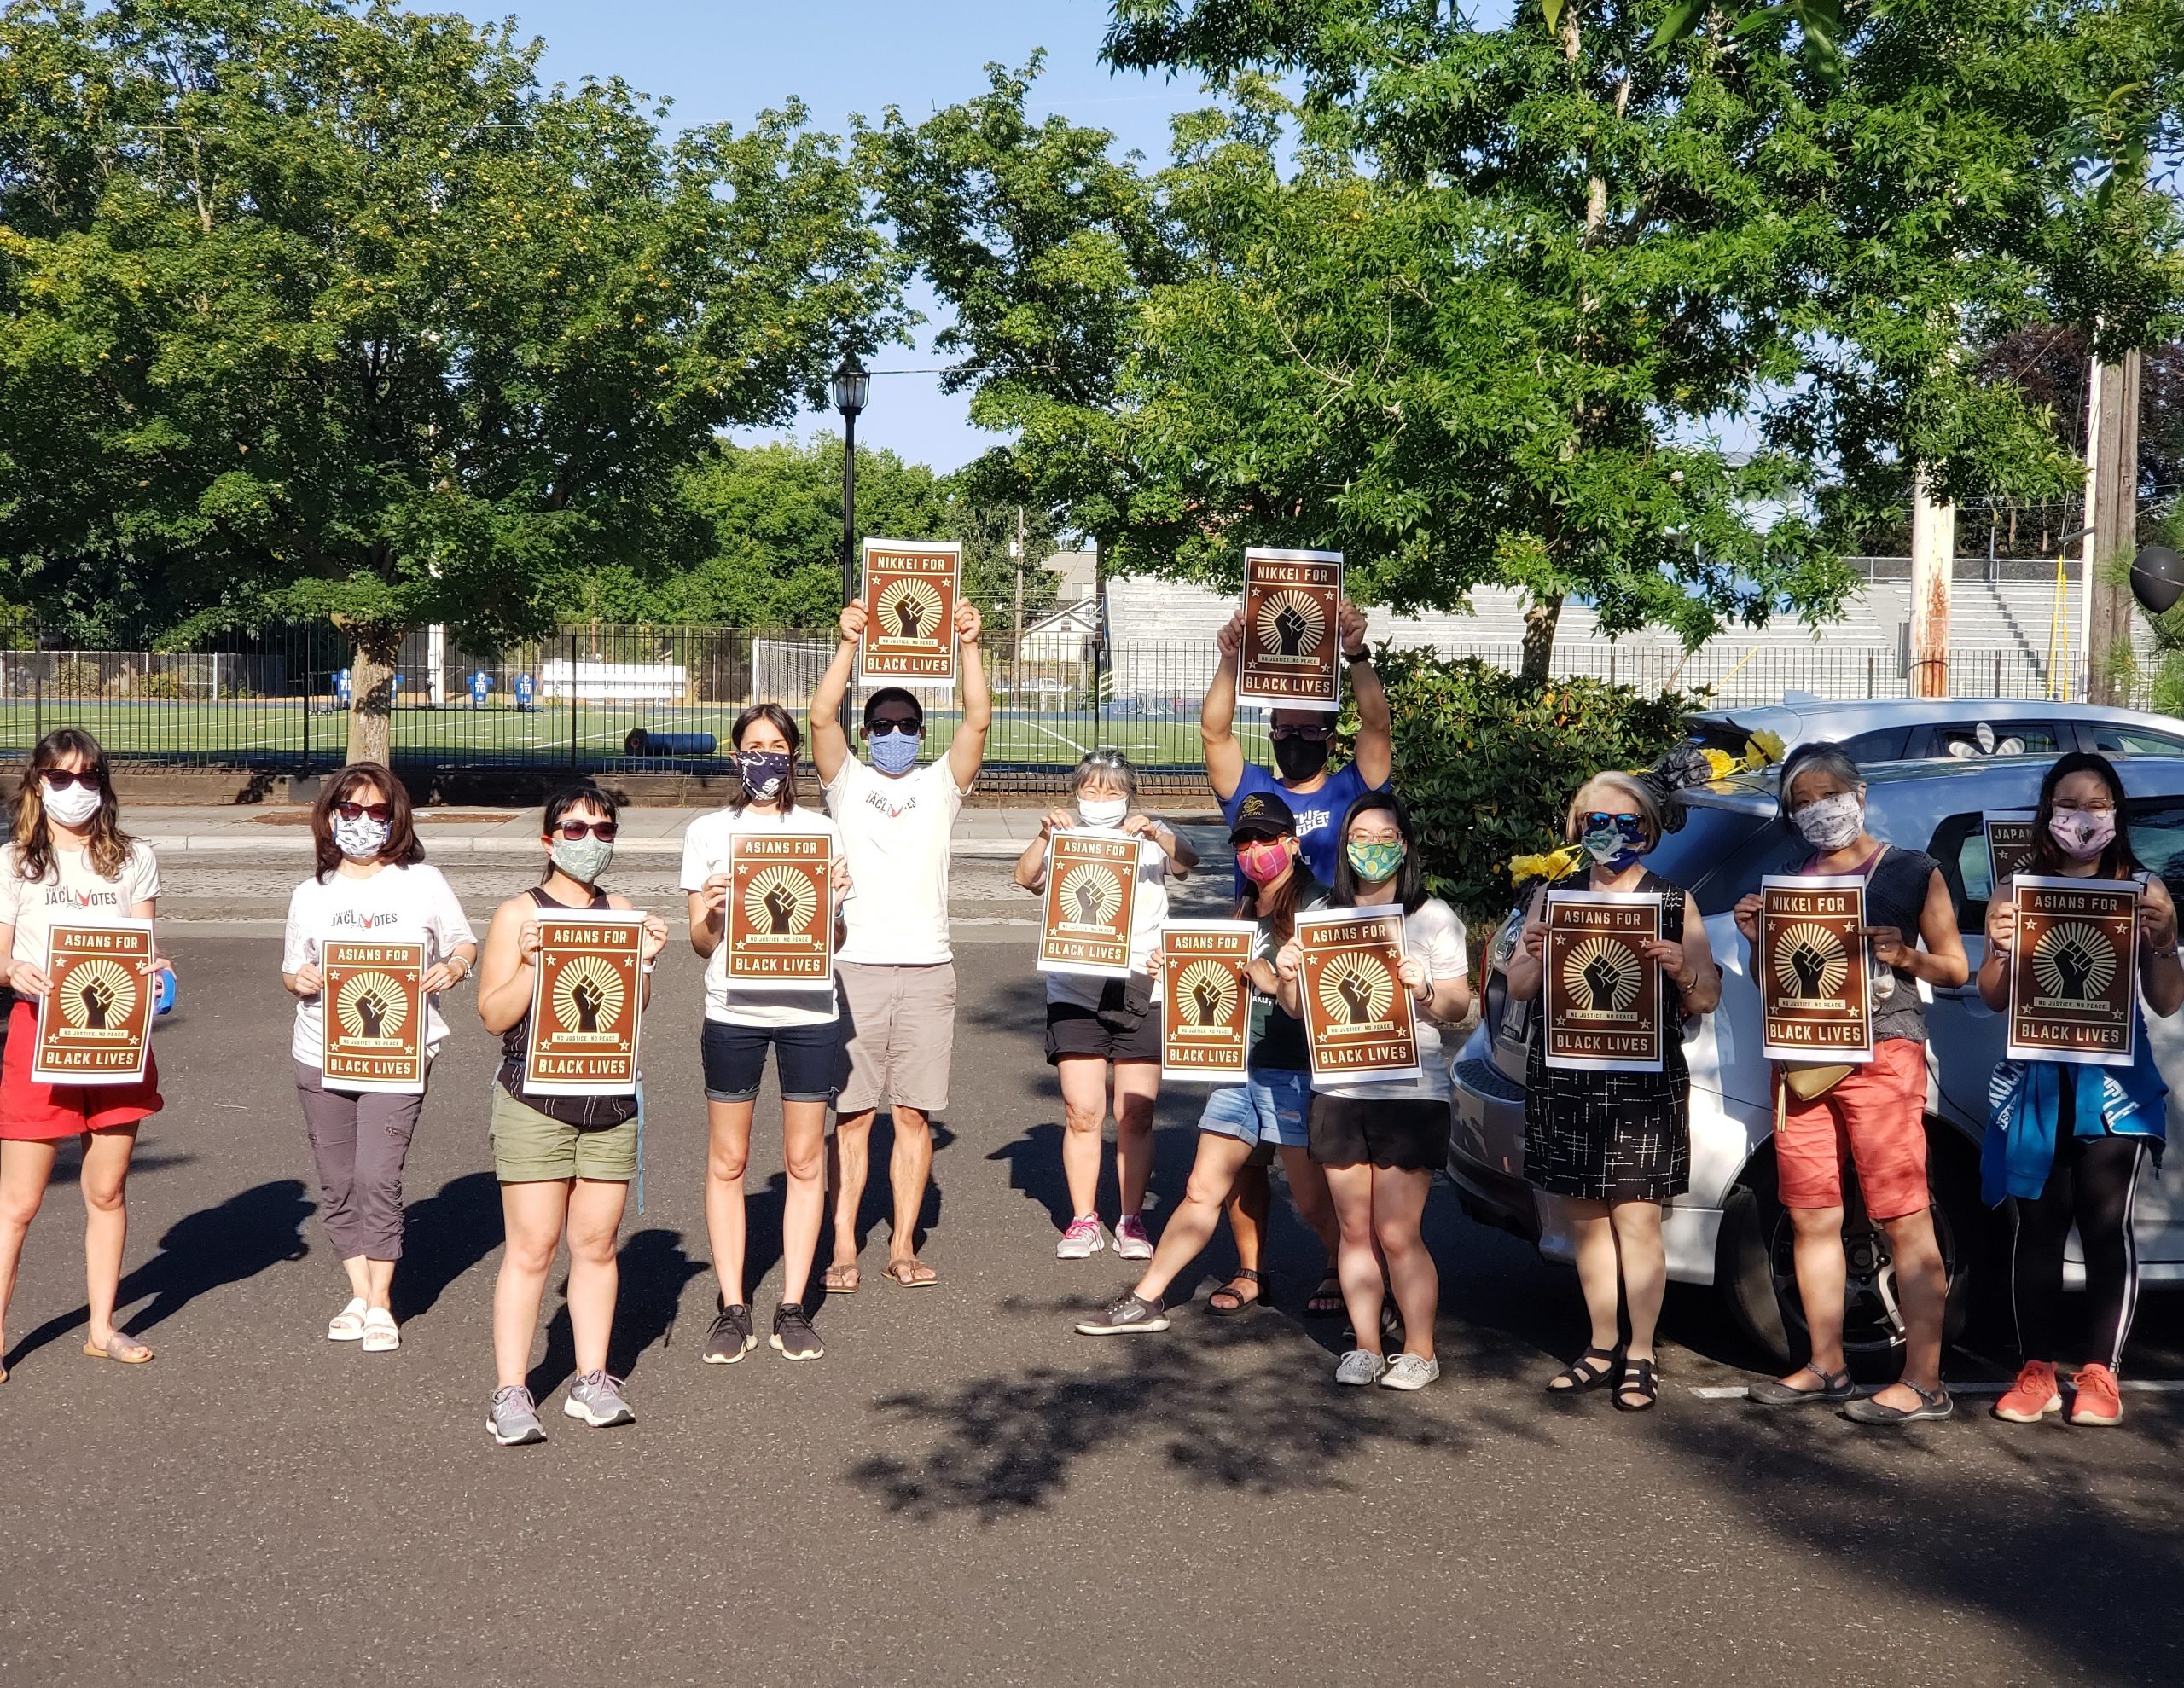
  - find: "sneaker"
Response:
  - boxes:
[1334,1349,1387,1387]
[564,1370,636,1428]
[485,1385,546,1447]
[1113,1214,1153,1260]
[770,1302,824,1361]
[1055,1215,1106,1260]
[1075,1291,1170,1336]
[1992,1360,2063,1424]
[2070,1363,2123,1427]
[1379,1353,1441,1392]
[702,1303,757,1365]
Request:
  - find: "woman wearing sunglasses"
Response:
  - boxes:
[280,763,477,1354]
[1507,773,1720,1412]
[474,783,669,1445]
[682,703,851,1365]
[0,729,168,1378]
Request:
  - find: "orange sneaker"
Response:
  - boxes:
[1992,1360,2062,1424]
[2070,1363,2123,1427]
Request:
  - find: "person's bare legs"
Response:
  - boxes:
[495,1179,572,1389]
[1112,1062,1159,1220]
[1551,1197,1620,1384]
[1776,1204,1849,1388]
[80,1123,147,1355]
[1872,1207,1947,1407]
[1275,1146,1340,1267]
[1323,1162,1383,1354]
[1133,1133,1254,1304]
[886,1103,936,1279]
[564,1178,628,1376]
[1225,1163,1270,1279]
[0,1138,59,1362]
[779,1099,829,1306]
[705,1099,757,1305]
[1611,1200,1668,1364]
[1057,1057,1110,1222]
[826,1105,875,1286]
[1372,1167,1437,1361]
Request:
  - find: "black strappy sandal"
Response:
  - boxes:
[1546,1345,1623,1394]
[1205,1268,1263,1317]
[1613,1356,1660,1412]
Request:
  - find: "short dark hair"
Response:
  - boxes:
[2029,751,2140,879]
[539,782,619,883]
[1330,789,1428,913]
[312,761,424,882]
[862,687,924,729]
[730,702,805,813]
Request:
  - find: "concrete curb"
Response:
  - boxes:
[135,834,1038,861]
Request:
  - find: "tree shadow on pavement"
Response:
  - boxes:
[392,1171,502,1323]
[526,1227,706,1400]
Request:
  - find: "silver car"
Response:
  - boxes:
[1448,753,2184,1366]
[1685,695,2184,765]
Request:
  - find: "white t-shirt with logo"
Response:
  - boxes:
[1313,897,1468,1103]
[1044,829,1174,1008]
[0,841,163,967]
[679,803,844,1027]
[826,757,966,966]
[281,862,478,1064]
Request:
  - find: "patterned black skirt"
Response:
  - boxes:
[1523,1043,1691,1204]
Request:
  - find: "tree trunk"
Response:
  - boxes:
[341,625,406,767]
[1520,595,1565,687]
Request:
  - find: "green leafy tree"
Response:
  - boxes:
[0,0,901,760]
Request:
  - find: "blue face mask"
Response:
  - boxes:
[868,727,921,775]
[1580,815,1648,871]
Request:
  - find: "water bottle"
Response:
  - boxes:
[154,966,177,1018]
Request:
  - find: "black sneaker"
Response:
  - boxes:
[703,1302,757,1365]
[770,1302,824,1361]
[1075,1291,1170,1336]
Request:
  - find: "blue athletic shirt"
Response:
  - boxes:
[1221,761,1384,893]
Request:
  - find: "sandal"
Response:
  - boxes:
[884,1258,938,1288]
[1747,1366,1854,1407]
[1546,1345,1623,1394]
[82,1331,153,1365]
[327,1296,369,1341]
[1613,1356,1660,1412]
[1206,1268,1263,1317]
[1304,1274,1344,1318]
[822,1262,861,1295]
[1842,1381,1954,1424]
[360,1308,400,1354]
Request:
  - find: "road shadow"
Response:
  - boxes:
[526,1227,706,1399]
[392,1170,502,1323]
[835,1111,958,1267]
[986,1122,1072,1232]
[4,1178,312,1367]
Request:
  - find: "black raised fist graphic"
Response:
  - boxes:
[354,991,387,1038]
[894,597,923,639]
[764,882,799,934]
[1072,878,1106,925]
[1788,940,1831,998]
[1337,971,1374,1024]
[1192,975,1224,1026]
[572,979,604,1034]
[2052,937,2098,999]
[79,979,113,1030]
[1273,603,1309,657]
[1580,953,1621,1012]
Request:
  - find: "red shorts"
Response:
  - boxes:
[1774,1036,1930,1221]
[0,999,164,1140]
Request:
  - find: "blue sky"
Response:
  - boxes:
[441,2,1209,472]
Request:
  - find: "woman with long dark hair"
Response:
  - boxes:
[0,729,167,1378]
[281,762,477,1354]
[475,782,670,1445]
[1981,751,2182,1429]
[681,702,851,1365]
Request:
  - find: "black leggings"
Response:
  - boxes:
[2010,1130,2148,1372]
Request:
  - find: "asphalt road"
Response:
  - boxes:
[2,856,2180,1688]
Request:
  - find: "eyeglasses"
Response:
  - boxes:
[1269,725,1333,743]
[2053,799,2117,814]
[1581,812,1646,831]
[867,719,922,737]
[552,821,618,842]
[334,802,393,823]
[39,769,99,792]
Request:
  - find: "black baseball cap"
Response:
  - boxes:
[1229,790,1298,843]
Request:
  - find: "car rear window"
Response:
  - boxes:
[2082,723,2184,757]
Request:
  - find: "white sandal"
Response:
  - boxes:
[326,1296,368,1342]
[360,1308,400,1353]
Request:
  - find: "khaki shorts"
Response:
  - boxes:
[489,1084,638,1184]
[836,960,956,1117]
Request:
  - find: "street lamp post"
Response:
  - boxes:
[830,355,869,611]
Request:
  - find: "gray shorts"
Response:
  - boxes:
[836,960,956,1117]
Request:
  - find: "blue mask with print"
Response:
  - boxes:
[868,728,921,776]
[1580,815,1648,871]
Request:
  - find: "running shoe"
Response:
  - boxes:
[564,1370,636,1428]
[486,1385,546,1447]
[1075,1291,1170,1336]
[1992,1360,2062,1424]
[702,1302,757,1365]
[1055,1215,1106,1260]
[1379,1353,1441,1392]
[2070,1363,2123,1427]
[1334,1349,1387,1387]
[770,1302,824,1361]
[1113,1214,1153,1260]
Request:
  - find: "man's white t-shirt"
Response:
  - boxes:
[0,841,162,967]
[1313,898,1468,1103]
[679,803,844,1026]
[281,862,477,1064]
[1044,830,1173,1008]
[826,757,965,967]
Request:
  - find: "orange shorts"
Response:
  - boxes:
[0,999,164,1140]
[1774,1036,1930,1221]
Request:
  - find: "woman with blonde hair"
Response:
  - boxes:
[1507,769,1720,1411]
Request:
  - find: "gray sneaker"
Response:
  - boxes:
[703,1303,757,1365]
[770,1302,824,1361]
[486,1385,546,1447]
[1075,1291,1170,1336]
[564,1370,636,1428]
[1334,1349,1387,1387]
[1379,1353,1441,1392]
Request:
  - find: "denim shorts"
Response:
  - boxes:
[700,1017,849,1105]
[1196,1069,1311,1149]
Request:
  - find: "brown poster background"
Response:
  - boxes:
[1159,921,1257,1082]
[1238,548,1343,711]
[725,832,835,989]
[1037,830,1141,978]
[860,539,961,684]
[2007,876,2138,1065]
[1757,877,1873,1063]
[525,914,645,1095]
[1297,908,1420,1081]
[32,919,155,1085]
[321,939,428,1093]
[1542,891,1664,1073]
[1984,818,2036,891]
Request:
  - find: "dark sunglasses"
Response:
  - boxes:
[1581,812,1646,831]
[552,820,618,842]
[1269,725,1333,743]
[39,769,101,792]
[334,801,393,823]
[866,719,922,737]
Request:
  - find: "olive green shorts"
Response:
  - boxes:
[488,1084,638,1184]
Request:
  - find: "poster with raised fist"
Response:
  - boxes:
[859,538,961,686]
[1238,548,1343,711]
[1984,817,2036,891]
[1757,877,1873,1064]
[2007,876,2138,1065]
[320,939,428,1093]
[32,919,156,1085]
[1159,920,1257,1082]
[1037,830,1141,979]
[1542,891,1664,1073]
[524,913,647,1095]
[1295,908,1420,1082]
[725,832,835,990]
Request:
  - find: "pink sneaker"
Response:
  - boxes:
[1055,1215,1106,1260]
[1114,1214,1153,1260]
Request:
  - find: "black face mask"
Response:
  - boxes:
[1272,735,1329,783]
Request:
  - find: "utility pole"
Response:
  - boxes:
[1908,471,1955,699]
[2083,350,2143,706]
[1013,504,1026,663]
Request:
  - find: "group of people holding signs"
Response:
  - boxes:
[0,538,2167,1436]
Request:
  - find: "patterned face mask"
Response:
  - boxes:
[1579,815,1647,868]
[1346,838,1406,883]
[2049,809,2117,861]
[869,728,921,774]
[1236,838,1293,884]
[1792,792,1863,851]
[333,815,392,860]
[736,751,791,800]
[550,835,615,884]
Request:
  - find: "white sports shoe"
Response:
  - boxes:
[1055,1215,1107,1260]
[1334,1349,1387,1387]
